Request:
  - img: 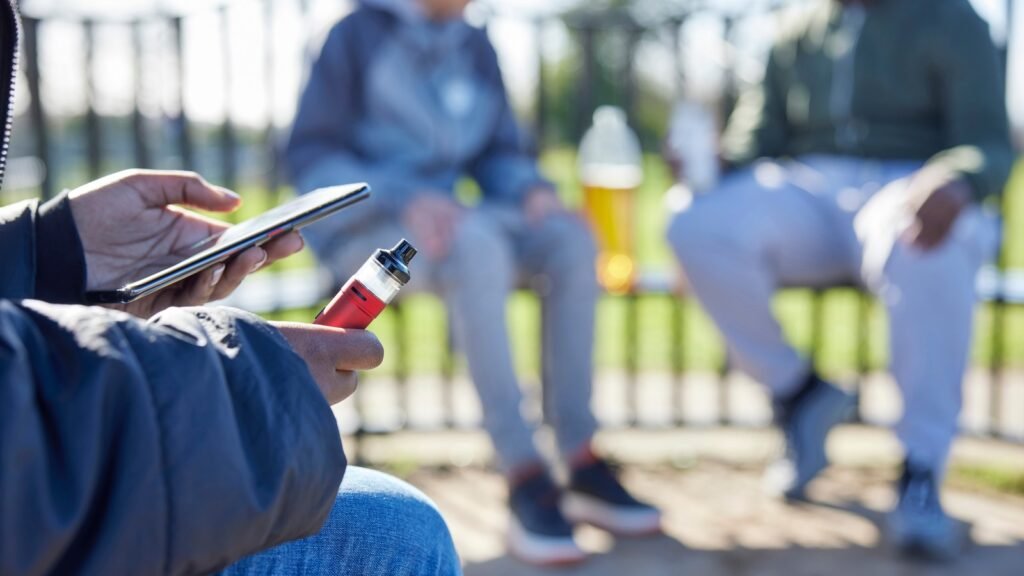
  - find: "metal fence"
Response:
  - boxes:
[10,0,1024,443]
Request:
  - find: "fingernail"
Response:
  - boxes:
[210,264,226,287]
[219,186,241,200]
[251,248,268,272]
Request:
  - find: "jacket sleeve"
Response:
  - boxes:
[720,41,791,167]
[466,31,552,205]
[286,15,419,241]
[925,0,1014,201]
[0,302,345,576]
[0,193,87,303]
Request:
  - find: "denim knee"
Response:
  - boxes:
[537,214,597,270]
[331,467,461,575]
[221,467,461,576]
[439,211,515,292]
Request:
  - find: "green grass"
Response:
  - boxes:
[257,151,1024,379]
[950,464,1024,497]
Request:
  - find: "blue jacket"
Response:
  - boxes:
[0,2,346,573]
[286,1,548,251]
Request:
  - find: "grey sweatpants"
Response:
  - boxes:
[315,205,599,473]
[667,155,997,471]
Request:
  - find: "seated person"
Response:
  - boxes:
[0,4,458,571]
[286,0,660,565]
[666,0,1013,560]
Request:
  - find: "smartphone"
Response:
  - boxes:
[85,183,370,304]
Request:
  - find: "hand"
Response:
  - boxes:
[69,170,305,318]
[523,187,566,224]
[272,322,384,404]
[402,192,464,259]
[903,168,972,251]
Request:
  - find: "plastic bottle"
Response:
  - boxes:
[578,106,643,294]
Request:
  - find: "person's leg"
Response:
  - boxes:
[434,209,584,565]
[508,212,600,458]
[430,210,543,473]
[855,177,994,559]
[666,162,856,395]
[220,467,461,576]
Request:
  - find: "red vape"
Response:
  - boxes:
[314,239,417,329]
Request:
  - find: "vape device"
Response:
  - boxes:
[314,239,417,329]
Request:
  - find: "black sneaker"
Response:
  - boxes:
[507,470,586,566]
[763,373,854,500]
[563,457,662,536]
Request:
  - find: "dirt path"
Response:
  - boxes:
[408,462,1024,576]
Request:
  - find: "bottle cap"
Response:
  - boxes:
[375,239,417,285]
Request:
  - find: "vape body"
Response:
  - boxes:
[315,240,417,330]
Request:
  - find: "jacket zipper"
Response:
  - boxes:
[0,0,20,189]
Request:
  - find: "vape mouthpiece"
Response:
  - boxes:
[374,238,417,285]
[391,239,418,265]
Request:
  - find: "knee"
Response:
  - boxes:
[443,212,515,289]
[666,197,720,267]
[332,468,459,572]
[538,214,597,270]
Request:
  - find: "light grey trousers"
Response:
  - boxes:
[314,205,599,473]
[667,155,998,471]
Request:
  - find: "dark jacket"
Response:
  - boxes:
[0,2,346,574]
[722,0,1014,200]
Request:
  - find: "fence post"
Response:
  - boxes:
[219,5,237,191]
[83,20,102,180]
[131,20,151,169]
[22,17,53,199]
[172,16,194,170]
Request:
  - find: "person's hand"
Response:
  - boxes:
[903,168,972,251]
[523,187,566,224]
[272,322,384,404]
[402,192,464,259]
[69,169,305,318]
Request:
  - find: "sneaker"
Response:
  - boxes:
[886,460,960,561]
[562,457,662,536]
[763,374,854,500]
[507,469,586,566]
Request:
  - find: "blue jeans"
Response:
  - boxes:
[220,467,461,576]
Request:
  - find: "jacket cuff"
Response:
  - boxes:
[35,191,87,304]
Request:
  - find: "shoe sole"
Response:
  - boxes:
[506,516,587,567]
[562,491,663,536]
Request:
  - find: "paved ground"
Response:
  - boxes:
[408,463,1024,576]
[352,428,1024,576]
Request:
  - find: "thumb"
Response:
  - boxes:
[129,169,241,212]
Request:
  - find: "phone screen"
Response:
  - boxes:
[85,183,370,303]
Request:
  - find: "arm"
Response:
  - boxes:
[466,32,551,205]
[720,42,791,168]
[0,303,345,575]
[0,193,86,303]
[286,17,418,234]
[925,0,1014,201]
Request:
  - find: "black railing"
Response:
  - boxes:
[9,0,1023,444]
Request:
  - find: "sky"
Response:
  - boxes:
[14,0,1024,137]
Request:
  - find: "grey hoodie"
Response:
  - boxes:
[287,0,549,256]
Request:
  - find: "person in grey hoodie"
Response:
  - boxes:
[287,0,661,566]
[0,1,459,573]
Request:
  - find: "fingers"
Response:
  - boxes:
[261,231,305,265]
[126,169,241,212]
[210,247,267,302]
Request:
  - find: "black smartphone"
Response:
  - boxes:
[85,183,370,304]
